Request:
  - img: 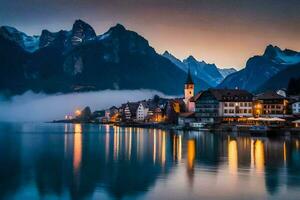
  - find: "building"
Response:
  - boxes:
[136,101,149,121]
[105,106,119,122]
[194,89,253,123]
[254,91,289,117]
[146,106,164,122]
[183,69,195,112]
[178,112,196,126]
[124,102,139,121]
[165,98,186,123]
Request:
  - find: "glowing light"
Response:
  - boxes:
[187,139,195,170]
[75,109,81,116]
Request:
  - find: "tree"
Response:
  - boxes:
[287,78,300,95]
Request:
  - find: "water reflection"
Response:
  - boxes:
[1,123,300,199]
[73,124,82,176]
[253,139,265,172]
[228,138,238,173]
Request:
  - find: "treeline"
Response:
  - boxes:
[287,77,300,95]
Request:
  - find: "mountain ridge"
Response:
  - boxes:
[0,20,211,96]
[162,51,235,87]
[218,45,300,91]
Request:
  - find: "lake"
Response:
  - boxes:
[1,122,300,200]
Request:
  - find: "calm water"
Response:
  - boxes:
[1,123,300,200]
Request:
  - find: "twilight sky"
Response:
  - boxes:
[0,0,299,69]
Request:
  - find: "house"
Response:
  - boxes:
[145,106,164,122]
[124,102,139,121]
[194,89,253,123]
[254,91,289,117]
[183,69,195,112]
[136,101,149,121]
[165,98,186,123]
[105,106,119,122]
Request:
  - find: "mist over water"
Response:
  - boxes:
[0,90,172,122]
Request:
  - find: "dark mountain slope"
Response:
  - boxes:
[0,21,210,96]
[256,63,300,93]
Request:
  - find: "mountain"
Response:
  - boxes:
[217,68,236,78]
[256,63,300,93]
[162,51,232,86]
[0,26,39,52]
[218,45,300,91]
[162,51,187,72]
[0,20,211,96]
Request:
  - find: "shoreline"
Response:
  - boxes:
[51,120,300,136]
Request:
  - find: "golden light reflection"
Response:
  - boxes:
[283,141,287,164]
[73,124,82,174]
[228,138,238,173]
[161,131,166,166]
[254,140,265,172]
[296,140,300,150]
[251,139,254,168]
[153,129,156,164]
[113,126,119,161]
[187,139,195,170]
[173,135,182,161]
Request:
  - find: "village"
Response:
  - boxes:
[58,70,300,133]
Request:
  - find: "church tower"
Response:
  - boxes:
[184,68,195,112]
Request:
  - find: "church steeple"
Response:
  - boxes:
[185,68,194,85]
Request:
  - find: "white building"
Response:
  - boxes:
[221,101,253,117]
[136,102,149,121]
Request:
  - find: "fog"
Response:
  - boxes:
[0,90,173,122]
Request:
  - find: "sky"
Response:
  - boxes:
[0,0,300,69]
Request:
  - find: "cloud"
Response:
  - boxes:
[0,90,173,122]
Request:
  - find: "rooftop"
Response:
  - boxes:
[256,91,286,100]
